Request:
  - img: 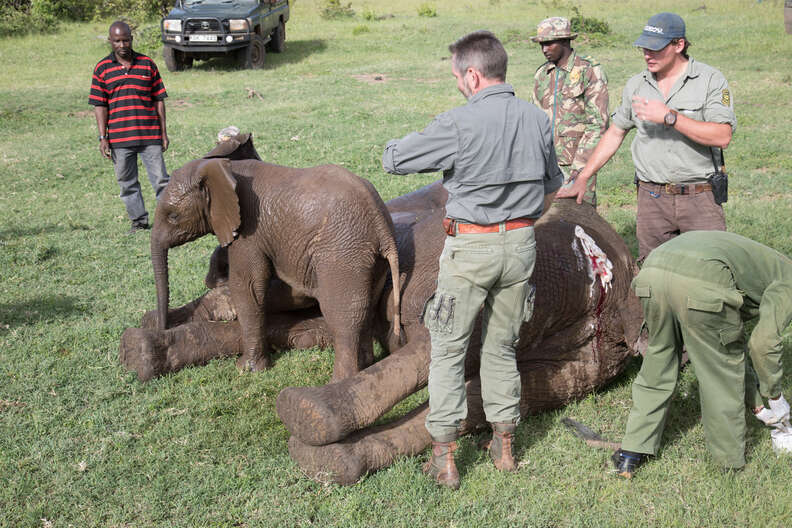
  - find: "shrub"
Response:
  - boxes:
[352,24,369,35]
[0,1,59,37]
[570,15,610,35]
[134,23,163,58]
[361,7,375,21]
[92,0,173,21]
[0,0,173,36]
[417,3,437,17]
[320,0,355,19]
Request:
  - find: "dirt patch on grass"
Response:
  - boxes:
[170,99,194,110]
[352,73,389,84]
[68,110,94,119]
[352,74,444,85]
[0,399,26,411]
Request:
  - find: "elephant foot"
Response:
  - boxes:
[276,385,354,446]
[119,327,169,382]
[288,402,432,485]
[278,338,432,446]
[236,353,273,372]
[288,436,368,486]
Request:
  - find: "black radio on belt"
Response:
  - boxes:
[707,148,728,205]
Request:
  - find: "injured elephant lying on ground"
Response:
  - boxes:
[120,177,644,485]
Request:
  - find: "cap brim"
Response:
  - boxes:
[634,34,671,51]
[530,34,577,43]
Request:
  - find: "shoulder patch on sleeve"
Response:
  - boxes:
[721,89,731,106]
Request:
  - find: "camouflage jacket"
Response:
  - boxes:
[532,50,609,177]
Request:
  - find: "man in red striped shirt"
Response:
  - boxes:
[90,21,170,234]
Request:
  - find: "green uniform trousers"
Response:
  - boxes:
[423,225,536,441]
[624,257,749,468]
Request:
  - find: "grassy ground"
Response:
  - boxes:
[1,0,792,526]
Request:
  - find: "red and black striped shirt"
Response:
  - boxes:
[89,52,168,149]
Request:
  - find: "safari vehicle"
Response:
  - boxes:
[160,0,289,71]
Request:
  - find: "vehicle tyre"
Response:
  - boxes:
[238,34,266,69]
[267,20,286,53]
[163,46,192,72]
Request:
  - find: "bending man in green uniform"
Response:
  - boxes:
[383,31,562,489]
[531,17,609,207]
[612,231,792,478]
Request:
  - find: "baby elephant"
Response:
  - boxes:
[150,155,401,380]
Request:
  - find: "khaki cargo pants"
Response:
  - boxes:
[423,225,536,442]
[623,255,750,468]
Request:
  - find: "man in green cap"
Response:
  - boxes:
[561,13,736,261]
[531,16,609,207]
[612,231,792,478]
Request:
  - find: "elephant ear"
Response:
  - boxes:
[203,133,262,161]
[198,158,240,247]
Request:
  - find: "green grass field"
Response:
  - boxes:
[1,0,792,526]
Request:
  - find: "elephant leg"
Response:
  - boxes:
[141,286,236,329]
[231,262,273,372]
[287,378,487,485]
[276,336,431,445]
[120,320,242,381]
[316,267,377,381]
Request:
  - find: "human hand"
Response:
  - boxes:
[162,133,169,152]
[99,138,111,159]
[631,96,667,124]
[556,175,589,204]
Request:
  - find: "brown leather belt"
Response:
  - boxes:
[639,181,713,195]
[442,217,536,236]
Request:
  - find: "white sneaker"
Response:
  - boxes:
[770,428,792,454]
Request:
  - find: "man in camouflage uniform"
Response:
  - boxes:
[531,17,609,207]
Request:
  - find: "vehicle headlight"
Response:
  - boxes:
[163,19,182,32]
[228,19,248,32]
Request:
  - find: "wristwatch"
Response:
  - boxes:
[663,110,678,127]
[99,135,108,141]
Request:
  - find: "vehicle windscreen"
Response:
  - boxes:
[183,0,257,7]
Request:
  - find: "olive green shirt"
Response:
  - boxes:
[643,231,792,398]
[612,58,736,184]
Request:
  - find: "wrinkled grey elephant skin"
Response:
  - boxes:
[120,169,643,485]
[146,134,401,381]
[277,184,644,484]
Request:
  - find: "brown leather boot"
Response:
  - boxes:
[423,440,460,489]
[488,422,518,472]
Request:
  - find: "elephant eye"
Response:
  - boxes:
[168,212,180,224]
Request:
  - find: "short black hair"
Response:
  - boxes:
[448,30,508,81]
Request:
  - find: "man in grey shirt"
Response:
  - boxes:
[561,13,736,261]
[383,30,562,489]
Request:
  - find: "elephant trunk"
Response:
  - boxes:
[151,236,170,331]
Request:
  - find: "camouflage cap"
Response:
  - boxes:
[531,17,578,43]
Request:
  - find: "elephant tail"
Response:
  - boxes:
[384,243,401,338]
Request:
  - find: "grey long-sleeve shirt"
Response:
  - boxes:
[382,83,563,224]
